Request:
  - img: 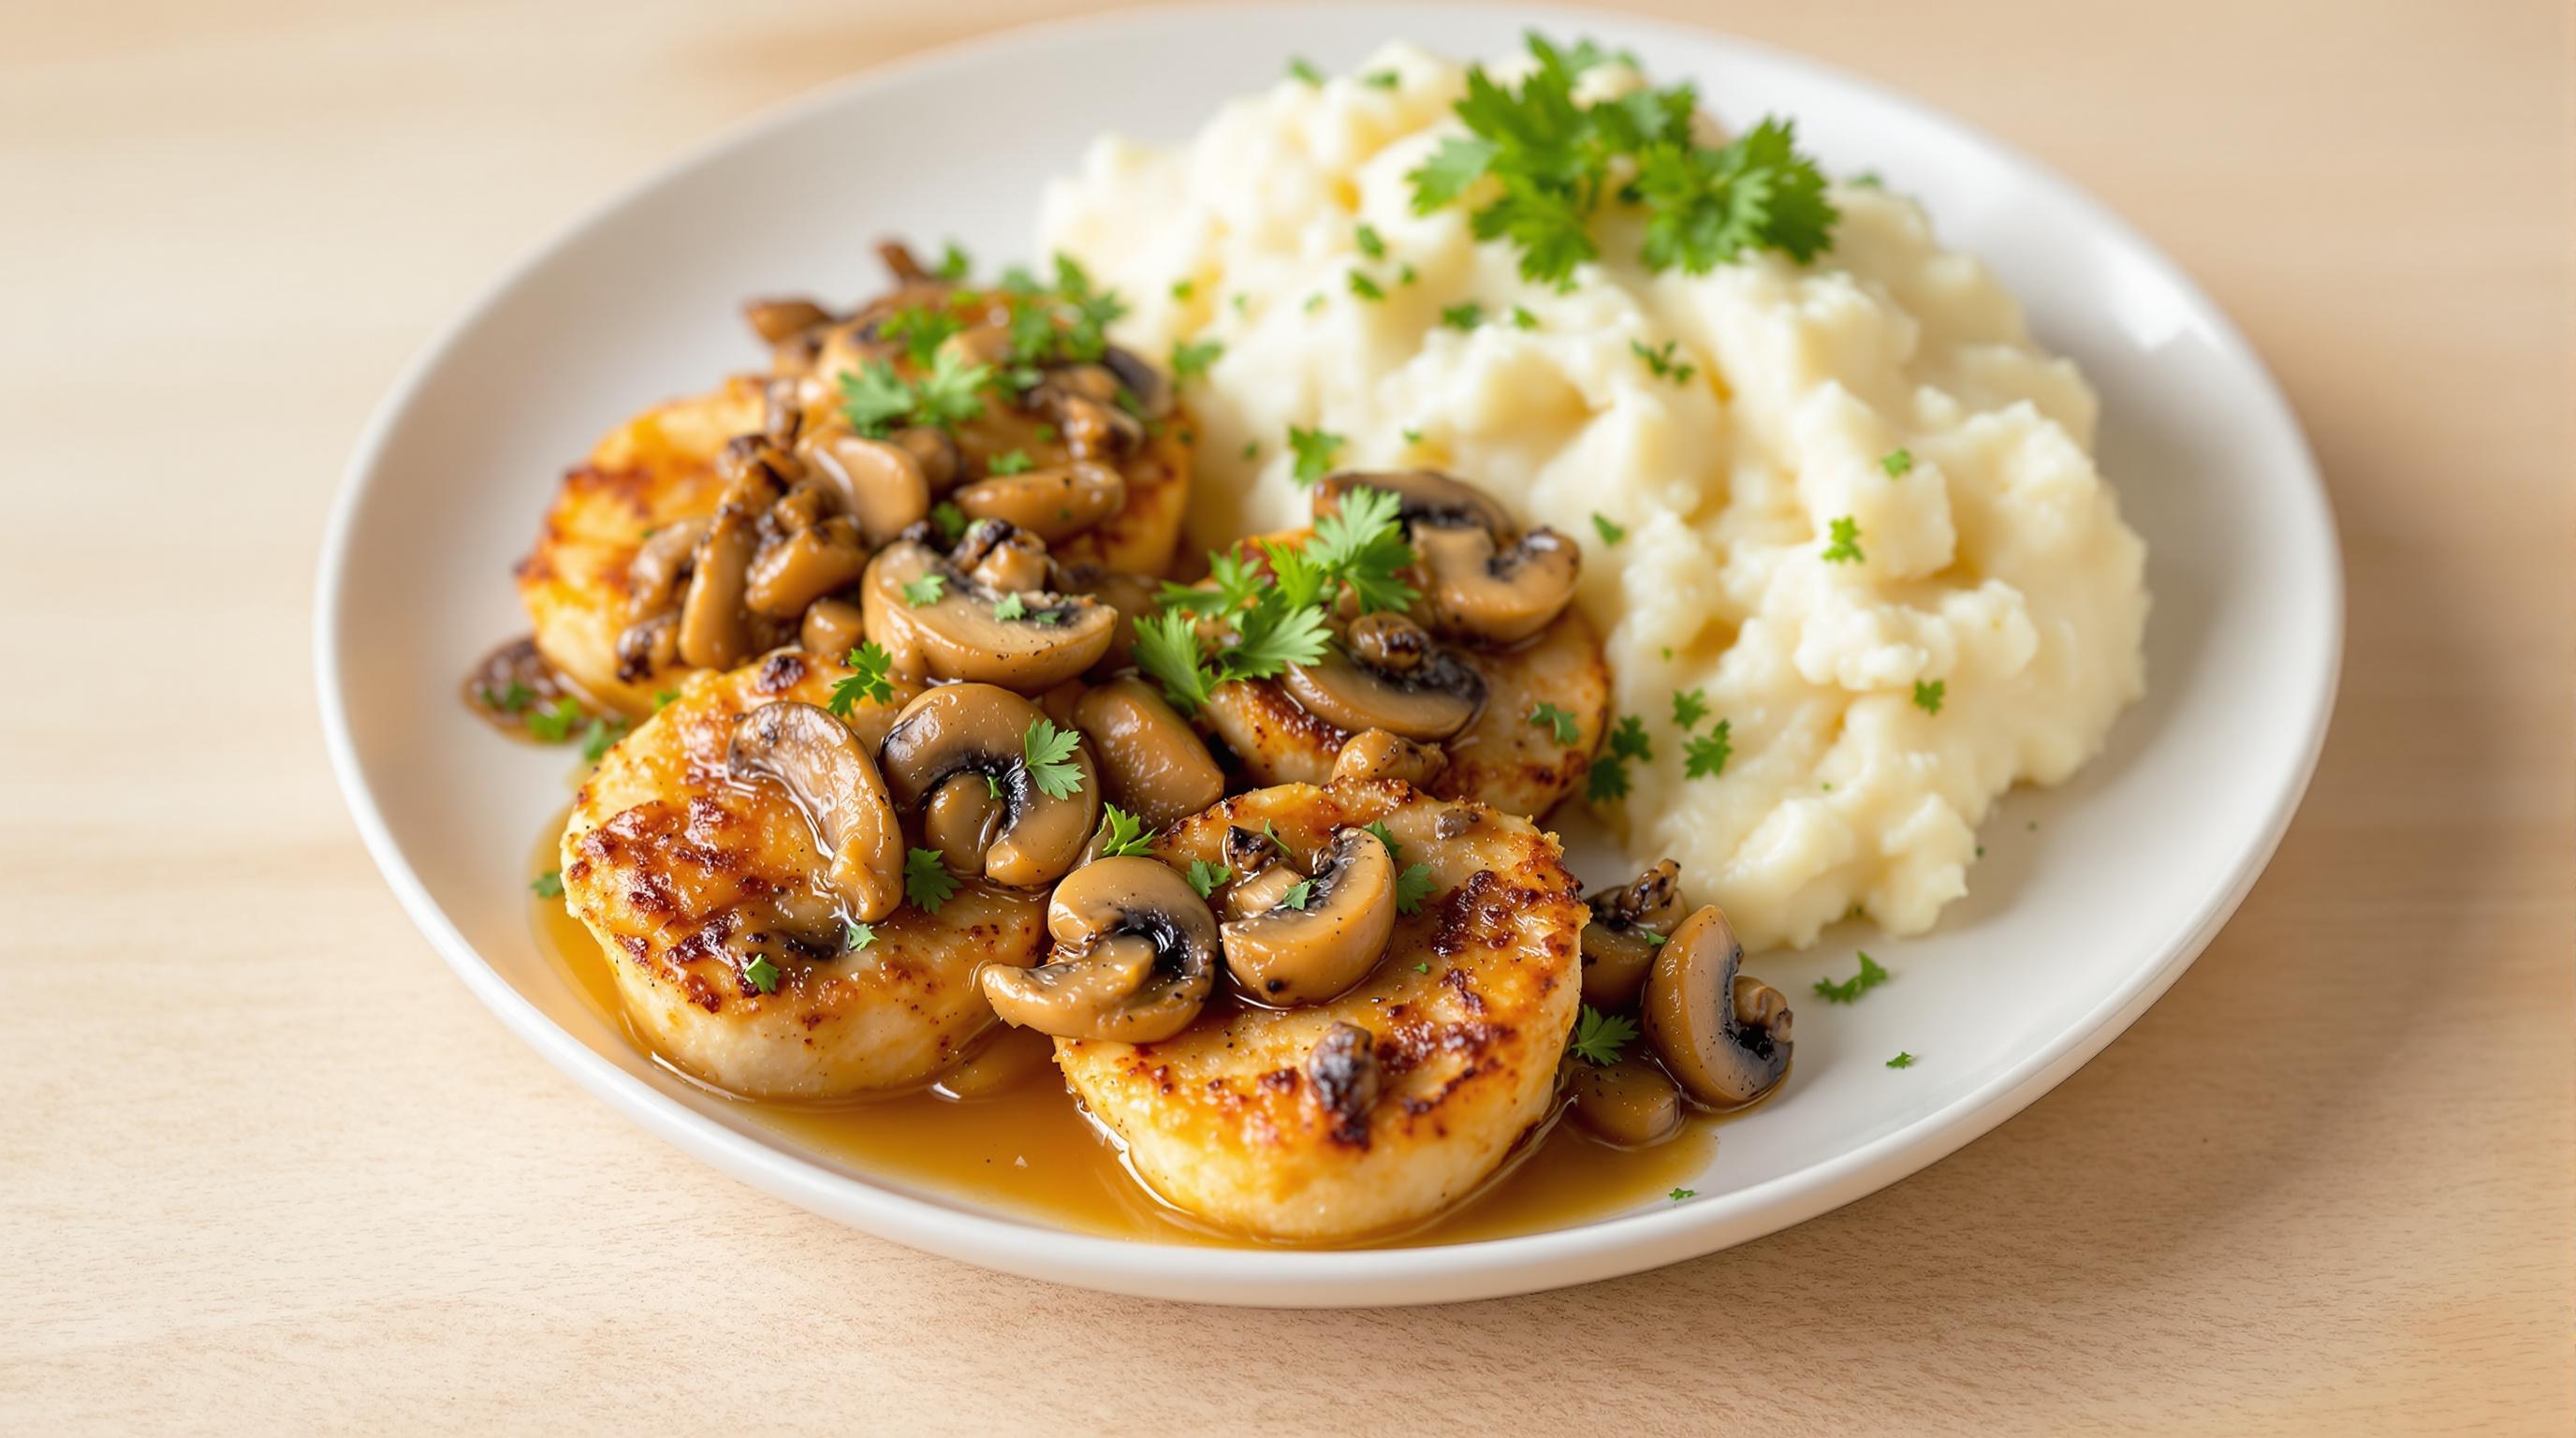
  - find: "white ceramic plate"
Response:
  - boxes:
[315,3,2339,1306]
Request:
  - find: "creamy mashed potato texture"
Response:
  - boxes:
[1039,43,2148,951]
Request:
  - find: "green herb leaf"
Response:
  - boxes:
[1185,859,1233,899]
[1394,862,1437,916]
[578,715,629,764]
[988,448,1034,475]
[1277,879,1315,912]
[1170,337,1223,382]
[1886,1050,1915,1068]
[652,689,679,712]
[1362,819,1402,863]
[1528,702,1581,745]
[827,642,896,715]
[1586,754,1632,803]
[1683,718,1733,779]
[483,681,534,714]
[531,870,564,900]
[742,956,782,994]
[1568,1005,1638,1065]
[1669,1187,1695,1201]
[1509,305,1539,330]
[991,593,1028,622]
[1606,714,1652,763]
[1090,803,1158,858]
[1134,609,1217,713]
[1021,717,1086,800]
[1881,448,1914,477]
[1287,424,1345,489]
[1813,950,1891,1005]
[933,241,973,281]
[901,572,947,607]
[880,306,964,368]
[1306,484,1419,613]
[1439,301,1486,330]
[844,920,876,952]
[1912,679,1945,715]
[1354,223,1387,258]
[1362,69,1400,90]
[1821,515,1864,564]
[1631,337,1696,384]
[1286,55,1324,85]
[905,848,959,914]
[837,360,914,435]
[1590,512,1625,545]
[1670,687,1709,730]
[526,697,585,743]
[1347,270,1385,301]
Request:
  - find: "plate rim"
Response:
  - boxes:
[313,0,2344,1306]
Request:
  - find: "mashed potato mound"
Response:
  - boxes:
[1039,43,2148,951]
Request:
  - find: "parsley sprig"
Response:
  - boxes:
[905,848,959,914]
[1586,714,1653,802]
[1021,718,1086,800]
[1813,950,1890,1005]
[1090,804,1157,858]
[1568,1005,1637,1065]
[838,349,993,437]
[1407,34,1836,286]
[827,642,896,716]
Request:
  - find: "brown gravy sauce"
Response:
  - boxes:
[532,821,1740,1248]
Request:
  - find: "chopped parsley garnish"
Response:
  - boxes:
[1398,261,1417,286]
[1347,270,1385,301]
[1682,718,1733,779]
[904,848,959,914]
[1440,301,1485,330]
[1277,879,1315,912]
[1631,338,1696,384]
[578,715,629,764]
[879,305,964,367]
[1851,170,1884,189]
[1354,223,1386,258]
[1287,424,1344,488]
[1170,337,1222,382]
[1886,1050,1915,1068]
[844,920,876,952]
[991,593,1031,622]
[652,690,679,712]
[1669,1187,1695,1201]
[1528,702,1581,744]
[526,697,584,743]
[482,681,534,714]
[827,642,896,715]
[1586,756,1632,803]
[1362,69,1400,90]
[1912,679,1945,715]
[1821,516,1864,564]
[1812,950,1891,1005]
[742,956,783,994]
[987,448,1033,475]
[1413,961,1432,974]
[1670,687,1709,730]
[1170,278,1194,301]
[531,870,564,900]
[1590,512,1625,545]
[1090,804,1157,858]
[1393,862,1437,916]
[1509,305,1539,330]
[1286,55,1324,85]
[1586,713,1655,802]
[837,350,995,436]
[1400,427,1424,445]
[1185,859,1233,899]
[1405,35,1834,286]
[1021,717,1086,800]
[1363,819,1402,862]
[900,572,947,607]
[932,241,973,281]
[1568,1005,1637,1065]
[1306,484,1420,612]
[930,501,968,543]
[1881,448,1914,477]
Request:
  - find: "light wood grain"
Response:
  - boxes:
[2,1,2568,1431]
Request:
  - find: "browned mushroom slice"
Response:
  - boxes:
[958,522,1050,594]
[1280,644,1485,742]
[1642,905,1793,1108]
[746,515,870,618]
[1071,677,1225,829]
[677,506,761,670]
[614,611,680,683]
[724,700,905,922]
[1565,1054,1685,1146]
[1305,1021,1380,1145]
[1330,727,1446,787]
[713,433,802,510]
[1100,346,1172,420]
[1220,827,1397,1006]
[625,516,710,621]
[798,423,932,547]
[743,297,834,345]
[1312,469,1515,536]
[1580,859,1687,1010]
[952,462,1126,544]
[860,536,1116,694]
[889,425,963,495]
[980,856,1217,1043]
[922,771,1005,875]
[878,682,1100,888]
[1412,523,1581,646]
[799,597,866,659]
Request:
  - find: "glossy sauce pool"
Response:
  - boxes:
[532,833,1742,1248]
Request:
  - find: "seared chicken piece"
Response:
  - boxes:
[560,648,1046,1099]
[1046,779,1585,1242]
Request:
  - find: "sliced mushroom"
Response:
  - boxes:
[1031,370,1144,457]
[1331,728,1446,787]
[980,856,1217,1042]
[744,297,833,345]
[1220,827,1397,1006]
[1281,644,1485,741]
[1642,905,1793,1108]
[1581,860,1687,1010]
[1222,823,1282,880]
[1313,469,1515,536]
[952,462,1125,543]
[800,597,866,659]
[1412,523,1581,646]
[613,611,679,682]
[878,682,1100,888]
[725,700,904,922]
[746,515,869,618]
[1346,611,1432,674]
[798,424,931,547]
[890,425,962,495]
[1101,346,1171,420]
[761,377,802,449]
[1566,1054,1685,1147]
[923,772,1005,875]
[861,536,1115,694]
[1306,1022,1380,1146]
[677,506,760,670]
[1222,860,1306,921]
[714,434,801,510]
[1071,677,1225,829]
[957,520,1050,594]
[625,517,710,621]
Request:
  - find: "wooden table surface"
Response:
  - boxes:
[5,0,2569,1431]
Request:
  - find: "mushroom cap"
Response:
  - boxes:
[980,856,1218,1043]
[797,424,933,547]
[861,537,1115,695]
[1281,644,1486,742]
[677,504,763,670]
[1071,677,1226,829]
[1330,727,1447,787]
[1580,860,1687,1010]
[953,462,1127,544]
[724,700,907,922]
[1565,1053,1686,1147]
[1412,522,1581,647]
[877,682,1102,889]
[1219,826,1398,1007]
[1641,905,1793,1108]
[1313,469,1515,536]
